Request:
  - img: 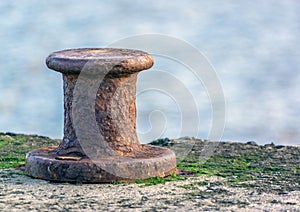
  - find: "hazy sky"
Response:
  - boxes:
[0,1,299,145]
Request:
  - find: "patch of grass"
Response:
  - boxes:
[0,132,60,169]
[0,139,11,148]
[292,166,298,174]
[135,173,186,186]
[0,156,25,168]
[112,180,124,185]
[1,133,299,192]
[197,181,209,186]
[177,155,263,182]
[175,148,300,192]
[176,155,273,187]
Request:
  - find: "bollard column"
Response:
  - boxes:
[25,48,177,182]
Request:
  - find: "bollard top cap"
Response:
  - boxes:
[46,48,154,76]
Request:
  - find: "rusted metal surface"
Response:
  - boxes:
[46,48,154,75]
[25,48,177,182]
[25,146,176,183]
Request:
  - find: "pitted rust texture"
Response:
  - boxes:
[46,48,156,158]
[57,72,142,157]
[57,74,83,156]
[25,145,176,182]
[25,48,177,182]
[46,48,154,76]
[95,73,141,157]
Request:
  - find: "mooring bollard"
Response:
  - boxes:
[25,48,176,182]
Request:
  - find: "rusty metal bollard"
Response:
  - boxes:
[25,48,176,182]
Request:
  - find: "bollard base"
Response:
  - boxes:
[25,145,176,183]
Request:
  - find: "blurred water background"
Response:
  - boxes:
[0,0,299,145]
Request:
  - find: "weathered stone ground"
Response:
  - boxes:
[1,169,299,211]
[0,134,299,211]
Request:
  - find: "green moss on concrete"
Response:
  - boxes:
[135,173,186,186]
[177,155,263,180]
[0,132,60,169]
[138,138,300,189]
[0,133,299,192]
